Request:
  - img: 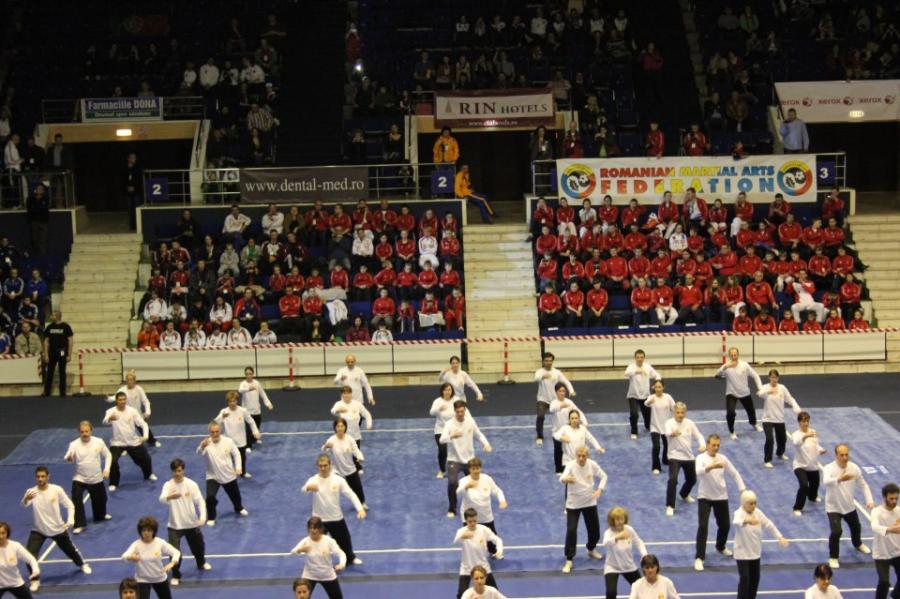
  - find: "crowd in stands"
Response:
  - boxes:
[530,187,870,334]
[0,237,51,356]
[137,202,466,347]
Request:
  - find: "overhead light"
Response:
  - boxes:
[116,128,133,137]
[848,110,865,119]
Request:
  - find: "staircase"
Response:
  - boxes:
[462,224,542,380]
[849,213,900,328]
[61,233,142,392]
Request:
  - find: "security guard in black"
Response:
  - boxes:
[43,311,73,396]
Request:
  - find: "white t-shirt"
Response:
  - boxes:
[302,473,363,522]
[791,429,825,471]
[121,538,180,584]
[805,584,843,599]
[695,452,744,501]
[823,461,873,515]
[644,393,675,434]
[103,405,148,447]
[553,425,602,465]
[461,587,507,599]
[440,416,489,464]
[758,383,801,423]
[430,396,468,434]
[22,484,74,536]
[65,436,111,484]
[715,360,763,397]
[732,507,781,560]
[322,434,364,477]
[215,406,259,448]
[197,436,241,484]
[454,524,502,575]
[158,477,206,530]
[0,540,39,589]
[261,212,284,234]
[457,473,505,523]
[533,367,574,404]
[665,417,705,461]
[625,362,661,398]
[238,379,273,416]
[439,369,483,401]
[601,525,647,574]
[871,504,900,559]
[330,399,372,441]
[333,366,374,404]
[560,459,607,510]
[548,398,585,434]
[292,535,345,581]
[628,575,680,599]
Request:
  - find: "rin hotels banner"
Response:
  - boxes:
[434,89,555,128]
[775,80,900,123]
[556,155,818,204]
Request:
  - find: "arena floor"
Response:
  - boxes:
[1,372,898,597]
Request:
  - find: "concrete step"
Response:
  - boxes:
[63,299,133,312]
[465,259,535,269]
[76,331,129,344]
[872,298,900,309]
[466,224,526,233]
[463,232,528,241]
[74,233,142,242]
[874,309,900,321]
[469,297,536,309]
[63,311,132,324]
[854,240,900,250]
[467,328,538,338]
[870,290,899,300]
[69,243,141,254]
[866,261,900,271]
[849,215,900,224]
[863,280,898,291]
[463,241,532,252]
[862,271,899,281]
[466,254,535,264]
[64,271,139,284]
[856,250,900,260]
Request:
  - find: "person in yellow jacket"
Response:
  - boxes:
[433,127,460,164]
[455,164,494,224]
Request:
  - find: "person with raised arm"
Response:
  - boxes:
[694,434,746,571]
[439,355,484,402]
[714,347,763,440]
[456,457,507,558]
[560,446,608,574]
[214,390,260,478]
[548,382,587,474]
[331,385,373,474]
[454,508,503,599]
[430,383,466,479]
[441,401,492,518]
[197,422,248,527]
[757,369,802,468]
[533,352,575,447]
[291,516,346,599]
[601,506,648,599]
[301,455,366,566]
[823,443,875,568]
[333,354,375,405]
[103,391,155,491]
[238,366,273,450]
[732,489,789,599]
[554,411,605,468]
[0,521,40,598]
[624,350,661,440]
[322,417,367,510]
[664,402,706,517]
[791,411,827,516]
[644,380,675,475]
[64,420,112,535]
[158,458,210,586]
[106,370,159,447]
[121,516,180,599]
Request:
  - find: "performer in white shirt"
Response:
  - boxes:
[456,457,507,557]
[757,369,802,467]
[430,383,466,479]
[333,354,375,405]
[560,446,607,574]
[789,270,826,323]
[301,455,366,566]
[805,563,844,599]
[121,516,180,599]
[665,402,706,516]
[21,466,90,592]
[292,578,312,599]
[624,349,661,440]
[64,421,112,534]
[322,417,367,509]
[533,352,575,447]
[823,443,875,568]
[158,458,211,586]
[215,391,261,478]
[454,509,503,599]
[549,382,587,473]
[440,401,492,518]
[0,521,40,598]
[601,506,648,598]
[439,356,484,402]
[714,347,764,439]
[291,516,346,599]
[694,434,745,571]
[238,366,273,450]
[792,411,827,516]
[554,410,604,468]
[159,323,181,349]
[461,565,507,599]
[105,370,159,447]
[197,422,248,527]
[103,392,155,491]
[732,490,789,599]
[871,482,900,599]
[629,554,680,599]
[644,380,675,474]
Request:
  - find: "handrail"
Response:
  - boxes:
[0,170,77,209]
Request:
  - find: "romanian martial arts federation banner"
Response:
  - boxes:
[81,97,163,122]
[434,89,555,129]
[556,155,818,203]
[239,167,369,202]
[775,80,900,123]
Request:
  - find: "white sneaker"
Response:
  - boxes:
[536,438,543,447]
[829,558,840,569]
[652,469,661,475]
[171,578,180,587]
[730,433,738,440]
[73,527,84,535]
[764,462,774,469]
[815,497,822,503]
[755,424,763,432]
[207,520,216,527]
[29,580,40,593]
[104,514,112,520]
[239,509,249,516]
[857,544,871,554]
[436,471,444,479]
[719,548,733,557]
[779,455,789,461]
[154,441,162,448]
[149,474,158,481]
[561,560,573,573]
[630,434,638,440]
[694,558,704,571]
[666,507,674,516]
[81,564,92,575]
[683,495,696,503]
[446,511,456,519]
[352,557,363,565]
[588,550,604,560]
[793,510,802,517]
[243,473,252,479]
[246,447,252,454]
[108,485,117,492]
[358,469,364,475]
[202,563,212,571]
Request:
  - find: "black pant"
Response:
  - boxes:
[205,479,243,521]
[138,423,157,446]
[726,394,757,433]
[875,555,900,599]
[666,460,697,507]
[762,422,787,463]
[137,582,172,599]
[536,402,549,439]
[109,445,153,487]
[238,446,248,476]
[446,461,470,513]
[324,519,355,562]
[343,471,366,505]
[828,510,863,558]
[434,434,447,473]
[457,572,497,599]
[481,520,499,557]
[25,530,84,572]
[71,480,107,528]
[737,558,761,599]
[564,505,600,560]
[246,414,261,448]
[651,432,669,472]
[0,585,32,598]
[43,352,67,396]
[696,499,730,559]
[793,468,821,511]
[168,526,206,579]
[553,439,564,473]
[604,570,640,599]
[308,579,343,599]
[627,397,651,435]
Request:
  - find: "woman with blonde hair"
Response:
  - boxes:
[601,506,648,598]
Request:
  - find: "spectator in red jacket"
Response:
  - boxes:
[711,244,739,276]
[538,284,564,328]
[681,188,709,232]
[848,309,868,330]
[395,229,417,265]
[732,306,753,332]
[675,250,697,283]
[753,309,777,332]
[802,311,822,332]
[650,248,673,285]
[737,245,763,282]
[777,213,802,251]
[800,219,825,258]
[374,261,396,292]
[329,264,349,290]
[329,203,352,238]
[645,120,665,157]
[371,287,396,329]
[731,192,754,237]
[556,230,579,261]
[440,230,462,269]
[584,249,607,281]
[694,253,714,288]
[562,122,584,158]
[535,225,558,256]
[735,221,757,253]
[676,273,705,324]
[439,262,461,298]
[807,246,831,290]
[305,200,331,247]
[722,275,746,318]
[396,205,416,234]
[831,246,855,283]
[563,281,585,327]
[555,198,576,237]
[708,198,728,233]
[745,270,776,317]
[682,123,709,156]
[530,197,556,240]
[766,193,791,227]
[778,310,799,332]
[563,254,586,287]
[353,199,372,230]
[417,262,438,296]
[418,208,439,238]
[822,217,845,258]
[653,278,677,325]
[703,278,725,324]
[624,224,649,256]
[375,233,394,264]
[821,187,845,226]
[839,273,862,321]
[277,286,303,337]
[620,199,646,230]
[657,192,680,238]
[631,277,657,327]
[605,247,630,292]
[598,195,618,230]
[372,200,398,237]
[754,221,776,253]
[627,247,651,286]
[537,253,559,289]
[351,265,375,301]
[444,287,466,331]
[585,278,609,327]
[824,308,845,330]
[345,315,371,342]
[418,291,441,330]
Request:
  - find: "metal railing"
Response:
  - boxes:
[143,162,456,205]
[531,152,849,198]
[41,96,205,123]
[0,170,76,209]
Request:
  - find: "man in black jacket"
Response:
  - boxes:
[124,153,142,230]
[26,184,50,255]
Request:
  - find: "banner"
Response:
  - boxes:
[434,89,554,129]
[556,155,818,203]
[239,167,368,202]
[81,97,163,122]
[775,80,900,123]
